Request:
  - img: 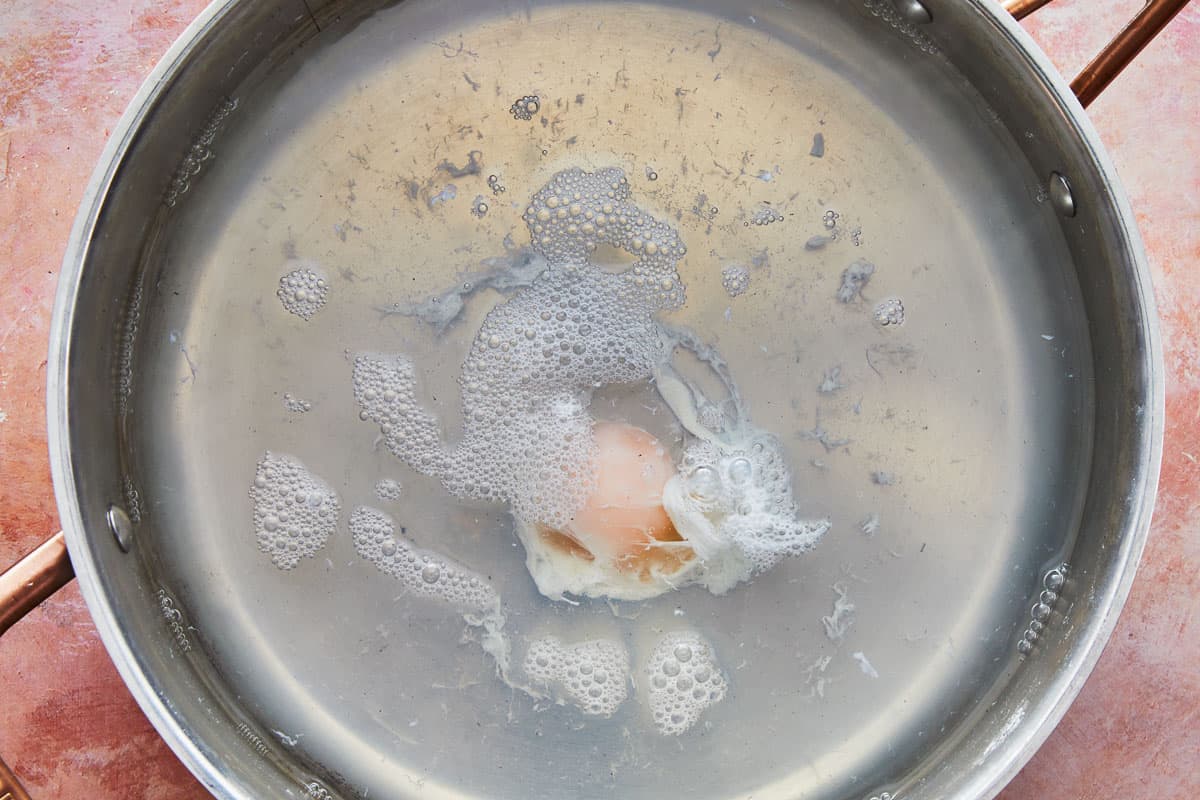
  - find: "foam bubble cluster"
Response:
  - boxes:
[277,264,329,320]
[874,297,905,326]
[374,478,402,501]
[721,266,750,297]
[665,432,830,584]
[282,392,312,413]
[510,95,540,121]
[250,452,340,569]
[522,167,686,291]
[353,168,687,529]
[523,636,630,717]
[750,207,784,226]
[349,506,498,612]
[644,631,727,735]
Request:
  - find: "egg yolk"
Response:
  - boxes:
[538,422,694,580]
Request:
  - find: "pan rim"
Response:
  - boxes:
[47,4,254,798]
[944,5,1163,800]
[45,1,1165,798]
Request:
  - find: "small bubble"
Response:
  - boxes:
[687,466,721,502]
[510,95,540,121]
[727,457,753,484]
[1017,640,1033,655]
[1032,602,1052,621]
[421,563,442,584]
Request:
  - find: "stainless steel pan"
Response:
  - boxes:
[1,0,1186,797]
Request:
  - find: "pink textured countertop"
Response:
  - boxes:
[1,1,1196,797]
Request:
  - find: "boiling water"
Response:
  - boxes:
[130,0,1092,797]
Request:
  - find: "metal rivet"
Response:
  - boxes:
[107,505,134,552]
[1048,172,1076,217]
[895,0,933,24]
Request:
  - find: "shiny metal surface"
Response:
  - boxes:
[44,1,1162,799]
[895,0,933,25]
[1047,173,1076,218]
[106,506,135,553]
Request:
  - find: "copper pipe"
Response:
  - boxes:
[1071,0,1192,107]
[0,754,34,800]
[0,532,74,639]
[1003,0,1056,21]
[0,533,72,800]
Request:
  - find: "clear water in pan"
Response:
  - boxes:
[129,0,1092,797]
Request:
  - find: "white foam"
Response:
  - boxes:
[351,506,516,681]
[351,167,829,601]
[277,263,329,319]
[349,506,499,614]
[721,265,750,297]
[353,167,686,531]
[523,636,630,717]
[874,297,905,326]
[374,478,402,501]
[663,431,831,579]
[644,631,727,735]
[250,452,340,569]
